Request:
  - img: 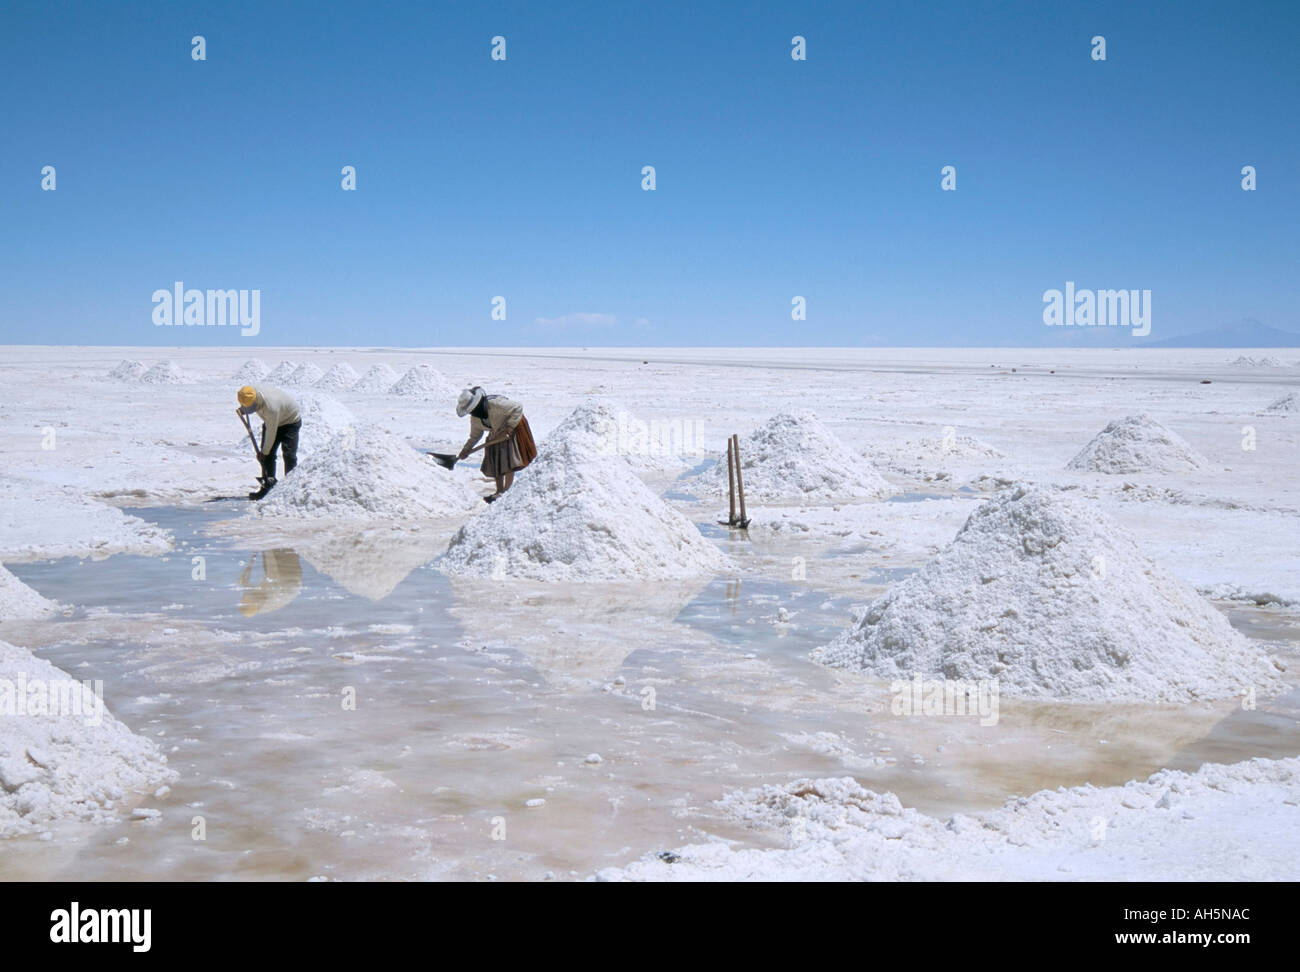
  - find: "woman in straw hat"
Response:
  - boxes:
[455,386,537,501]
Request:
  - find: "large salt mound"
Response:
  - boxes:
[389,364,456,398]
[440,405,731,581]
[232,358,270,382]
[814,486,1283,703]
[253,424,481,520]
[1265,392,1298,414]
[1066,413,1206,474]
[107,359,146,381]
[352,363,400,392]
[140,360,189,384]
[698,410,890,501]
[0,564,58,620]
[286,362,324,387]
[0,639,176,836]
[315,362,360,391]
[266,360,298,383]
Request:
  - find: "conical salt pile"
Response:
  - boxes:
[108,359,146,381]
[266,360,298,383]
[232,358,270,382]
[315,362,360,391]
[1066,414,1206,474]
[388,364,456,399]
[814,485,1283,703]
[286,362,324,387]
[1264,392,1298,414]
[700,410,890,501]
[0,639,175,836]
[352,363,401,392]
[253,424,480,520]
[440,404,731,581]
[140,360,189,384]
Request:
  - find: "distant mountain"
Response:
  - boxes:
[1145,318,1300,348]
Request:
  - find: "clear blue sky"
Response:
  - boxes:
[2,0,1297,347]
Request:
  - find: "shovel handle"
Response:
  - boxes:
[436,441,489,465]
[237,409,261,457]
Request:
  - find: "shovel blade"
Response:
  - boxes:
[428,452,458,469]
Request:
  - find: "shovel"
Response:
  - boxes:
[427,441,489,469]
[237,408,269,489]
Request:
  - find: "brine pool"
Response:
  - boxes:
[2,503,1298,881]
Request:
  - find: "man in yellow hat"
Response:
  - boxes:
[237,384,302,500]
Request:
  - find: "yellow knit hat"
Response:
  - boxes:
[237,386,257,408]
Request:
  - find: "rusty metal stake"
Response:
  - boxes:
[726,436,737,525]
[732,433,749,529]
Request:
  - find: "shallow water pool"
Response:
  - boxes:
[2,504,1297,880]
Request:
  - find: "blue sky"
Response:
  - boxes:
[1,0,1297,347]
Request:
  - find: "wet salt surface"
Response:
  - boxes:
[2,504,1298,880]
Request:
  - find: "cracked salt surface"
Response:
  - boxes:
[1,502,1296,880]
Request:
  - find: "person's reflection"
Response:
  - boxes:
[238,548,303,617]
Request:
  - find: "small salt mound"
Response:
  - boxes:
[0,639,176,837]
[1264,392,1298,414]
[1066,413,1206,474]
[389,364,456,398]
[140,360,189,384]
[266,360,298,383]
[814,485,1283,703]
[352,363,401,392]
[0,564,57,620]
[107,359,146,381]
[1231,355,1286,368]
[286,363,324,387]
[699,410,890,501]
[315,362,360,391]
[232,358,270,382]
[254,423,481,520]
[866,431,1005,474]
[440,405,731,581]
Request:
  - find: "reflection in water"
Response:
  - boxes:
[448,576,712,686]
[238,549,303,617]
[298,526,447,601]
